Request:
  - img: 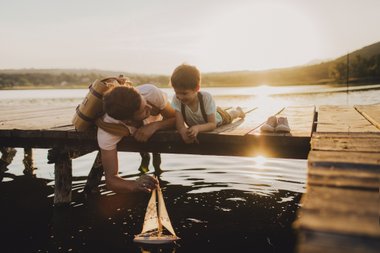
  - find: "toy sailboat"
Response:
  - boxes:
[134,182,180,244]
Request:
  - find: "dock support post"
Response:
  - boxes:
[53,150,72,206]
[84,151,104,194]
[23,148,36,176]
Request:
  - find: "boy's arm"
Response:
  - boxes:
[175,110,195,143]
[187,113,217,138]
[101,148,157,193]
[133,102,176,142]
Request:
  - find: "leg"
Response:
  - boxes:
[139,152,150,173]
[23,148,36,176]
[0,147,17,172]
[152,153,162,174]
[84,151,104,194]
[228,107,245,120]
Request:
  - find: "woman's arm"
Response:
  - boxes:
[101,148,157,193]
[133,102,176,142]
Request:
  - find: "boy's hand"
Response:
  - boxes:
[179,128,196,144]
[187,126,199,139]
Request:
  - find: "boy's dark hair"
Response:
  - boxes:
[170,64,200,90]
[103,86,141,120]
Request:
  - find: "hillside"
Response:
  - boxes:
[1,41,379,88]
[203,41,380,86]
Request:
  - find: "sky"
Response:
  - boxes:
[1,0,380,74]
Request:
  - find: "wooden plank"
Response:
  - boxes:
[0,109,74,130]
[308,150,379,189]
[308,150,380,167]
[355,103,380,130]
[295,186,380,237]
[311,133,380,152]
[317,105,379,133]
[215,106,284,135]
[297,230,380,253]
[250,105,316,137]
[0,105,74,122]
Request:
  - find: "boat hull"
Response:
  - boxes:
[133,235,180,244]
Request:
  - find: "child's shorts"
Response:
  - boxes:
[217,107,232,126]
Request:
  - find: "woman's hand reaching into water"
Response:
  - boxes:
[134,175,158,193]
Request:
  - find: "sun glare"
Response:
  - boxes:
[253,155,267,166]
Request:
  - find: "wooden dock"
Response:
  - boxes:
[294,104,380,253]
[1,103,380,252]
[0,104,315,158]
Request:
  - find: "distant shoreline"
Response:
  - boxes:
[1,80,380,90]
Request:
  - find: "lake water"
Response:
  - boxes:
[0,84,379,253]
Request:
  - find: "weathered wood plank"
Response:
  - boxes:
[0,110,74,130]
[308,150,380,167]
[295,186,380,237]
[297,230,380,253]
[317,105,379,133]
[250,105,316,137]
[0,105,74,122]
[355,103,380,130]
[311,133,380,152]
[307,153,380,189]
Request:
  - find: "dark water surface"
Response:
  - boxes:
[0,153,305,253]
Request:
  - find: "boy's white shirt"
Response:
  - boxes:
[171,91,222,126]
[97,84,167,150]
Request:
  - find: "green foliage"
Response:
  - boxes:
[329,53,380,82]
[0,71,170,89]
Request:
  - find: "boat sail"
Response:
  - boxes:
[134,182,180,244]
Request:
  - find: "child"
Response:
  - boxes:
[170,64,245,143]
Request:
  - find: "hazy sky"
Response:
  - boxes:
[1,0,379,74]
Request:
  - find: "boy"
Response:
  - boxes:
[97,83,176,193]
[170,64,245,144]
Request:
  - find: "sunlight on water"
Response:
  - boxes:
[253,155,267,166]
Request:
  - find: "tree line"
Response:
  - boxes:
[0,72,169,88]
[1,54,379,89]
[329,54,380,82]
